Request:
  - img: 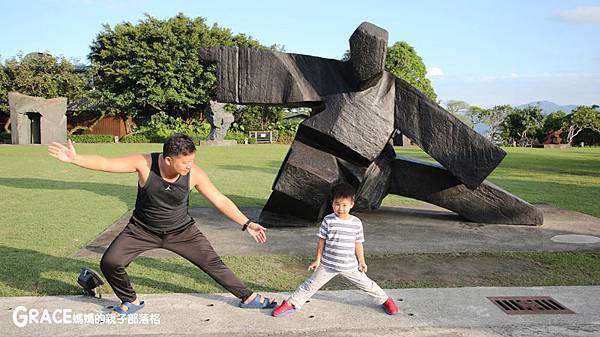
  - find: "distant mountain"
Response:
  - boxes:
[515,101,578,115]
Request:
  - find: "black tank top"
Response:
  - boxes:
[131,152,194,233]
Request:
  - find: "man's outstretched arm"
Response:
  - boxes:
[48,139,147,173]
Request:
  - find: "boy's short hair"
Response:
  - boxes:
[331,182,355,201]
[163,133,196,157]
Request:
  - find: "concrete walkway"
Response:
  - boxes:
[6,204,598,336]
[76,204,600,257]
[2,286,599,336]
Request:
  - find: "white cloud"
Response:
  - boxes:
[557,6,600,24]
[427,67,444,77]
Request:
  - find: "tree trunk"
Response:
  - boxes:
[567,126,582,145]
[124,116,133,135]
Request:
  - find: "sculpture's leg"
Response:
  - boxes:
[259,191,329,228]
[259,141,342,227]
[389,155,544,225]
[338,144,395,210]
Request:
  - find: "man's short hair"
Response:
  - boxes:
[331,182,355,201]
[163,133,196,157]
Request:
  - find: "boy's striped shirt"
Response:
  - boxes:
[318,213,364,271]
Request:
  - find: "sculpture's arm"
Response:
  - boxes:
[200,46,352,105]
[393,76,506,189]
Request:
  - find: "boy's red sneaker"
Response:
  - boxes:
[272,300,298,317]
[382,298,398,315]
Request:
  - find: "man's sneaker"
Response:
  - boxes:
[382,298,398,315]
[272,300,297,317]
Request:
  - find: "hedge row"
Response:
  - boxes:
[69,134,115,143]
[122,131,259,144]
[120,134,167,143]
[0,131,290,145]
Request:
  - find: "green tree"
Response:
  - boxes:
[2,53,87,132]
[0,63,10,131]
[541,111,567,143]
[4,53,86,102]
[564,105,600,145]
[231,105,284,131]
[543,111,567,133]
[89,13,262,128]
[341,41,438,101]
[469,105,512,142]
[385,41,437,101]
[501,105,543,146]
[445,100,473,128]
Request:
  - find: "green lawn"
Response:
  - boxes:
[0,144,599,297]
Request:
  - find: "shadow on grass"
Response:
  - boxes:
[497,153,600,178]
[217,160,282,175]
[132,256,284,293]
[0,245,283,298]
[0,178,137,207]
[395,146,600,178]
[0,178,268,208]
[488,177,600,212]
[487,177,600,219]
[217,195,268,208]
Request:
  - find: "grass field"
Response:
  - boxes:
[0,144,599,297]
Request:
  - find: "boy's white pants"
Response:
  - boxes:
[287,265,389,309]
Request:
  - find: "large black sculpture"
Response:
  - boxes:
[200,22,543,226]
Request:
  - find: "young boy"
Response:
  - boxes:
[272,182,398,317]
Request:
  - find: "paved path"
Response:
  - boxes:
[6,204,600,336]
[75,204,600,257]
[3,287,599,336]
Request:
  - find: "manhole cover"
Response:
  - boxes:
[488,296,574,315]
[551,234,600,244]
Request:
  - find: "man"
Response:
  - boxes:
[48,133,276,316]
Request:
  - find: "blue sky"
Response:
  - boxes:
[1,0,599,107]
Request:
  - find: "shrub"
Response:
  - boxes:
[225,130,247,144]
[134,111,211,138]
[121,132,206,144]
[69,134,114,143]
[276,130,296,144]
[0,132,11,144]
[128,111,212,143]
[121,133,166,143]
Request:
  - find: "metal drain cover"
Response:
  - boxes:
[488,296,574,315]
